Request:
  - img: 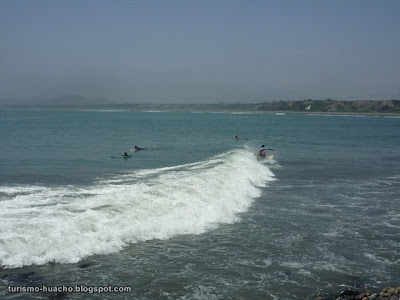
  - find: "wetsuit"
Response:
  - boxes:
[134,146,147,151]
[259,146,266,157]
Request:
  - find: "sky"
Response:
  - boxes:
[0,0,399,104]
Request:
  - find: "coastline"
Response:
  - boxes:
[1,105,399,117]
[1,99,399,115]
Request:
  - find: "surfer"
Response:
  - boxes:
[258,145,266,158]
[234,136,248,140]
[134,146,147,152]
[111,152,131,159]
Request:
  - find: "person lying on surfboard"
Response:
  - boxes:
[122,152,129,158]
[134,146,148,152]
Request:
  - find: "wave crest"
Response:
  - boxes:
[0,149,275,268]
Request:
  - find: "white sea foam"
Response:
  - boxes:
[383,221,400,229]
[79,109,128,112]
[142,110,169,113]
[0,149,275,268]
[364,253,392,265]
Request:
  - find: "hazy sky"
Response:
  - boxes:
[1,0,399,103]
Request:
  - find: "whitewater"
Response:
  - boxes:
[0,149,275,268]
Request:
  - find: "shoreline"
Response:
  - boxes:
[1,105,399,117]
[1,99,399,114]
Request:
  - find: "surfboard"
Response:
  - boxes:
[111,155,131,159]
[257,154,274,160]
[129,148,154,152]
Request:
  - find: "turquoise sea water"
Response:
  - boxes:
[0,108,399,299]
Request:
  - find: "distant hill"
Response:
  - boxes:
[1,98,399,114]
[89,100,399,114]
[133,100,400,113]
[254,100,400,114]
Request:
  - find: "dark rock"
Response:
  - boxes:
[340,288,361,297]
[355,293,368,299]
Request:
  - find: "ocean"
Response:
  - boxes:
[0,108,399,299]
